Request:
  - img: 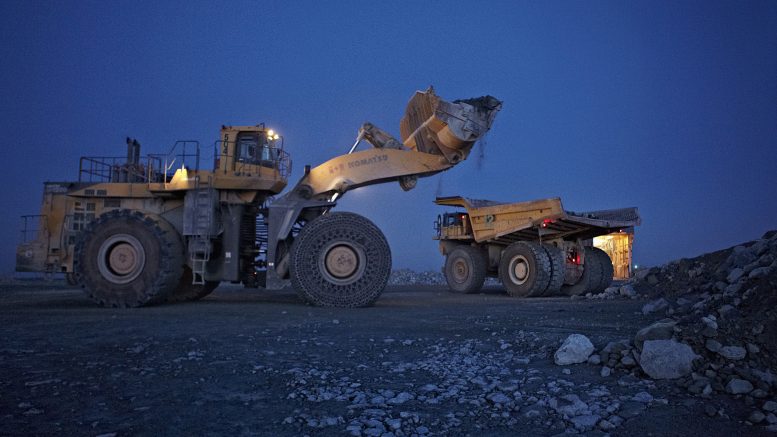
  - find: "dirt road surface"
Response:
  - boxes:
[0,282,768,436]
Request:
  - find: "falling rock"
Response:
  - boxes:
[639,339,698,379]
[554,334,595,365]
[726,378,753,395]
[641,298,670,315]
[718,346,746,361]
[634,319,677,350]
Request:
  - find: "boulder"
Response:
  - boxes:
[725,378,753,395]
[619,284,637,298]
[729,246,757,268]
[726,268,744,283]
[634,319,677,350]
[639,339,698,379]
[718,346,746,361]
[554,334,594,365]
[749,266,771,279]
[641,298,670,315]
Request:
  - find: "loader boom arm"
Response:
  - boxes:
[265,87,501,286]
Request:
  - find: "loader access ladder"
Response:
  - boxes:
[187,176,216,285]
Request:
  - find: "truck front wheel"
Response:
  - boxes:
[499,242,551,297]
[444,245,487,294]
[289,212,391,307]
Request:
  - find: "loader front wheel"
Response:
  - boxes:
[499,242,551,298]
[444,245,487,294]
[289,212,391,307]
[74,210,184,307]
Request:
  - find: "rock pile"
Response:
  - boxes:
[628,230,777,430]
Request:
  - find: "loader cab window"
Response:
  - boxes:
[237,133,278,167]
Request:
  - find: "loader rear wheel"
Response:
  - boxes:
[289,212,391,307]
[592,247,614,291]
[444,245,487,294]
[499,242,551,298]
[74,210,184,308]
[560,246,603,296]
[166,266,220,302]
[542,244,565,296]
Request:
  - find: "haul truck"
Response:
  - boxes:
[434,196,640,296]
[16,88,502,308]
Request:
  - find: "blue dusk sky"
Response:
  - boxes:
[1,0,775,274]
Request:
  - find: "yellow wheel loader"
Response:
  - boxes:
[16,88,502,307]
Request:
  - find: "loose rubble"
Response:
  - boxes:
[629,229,777,430]
[274,335,661,436]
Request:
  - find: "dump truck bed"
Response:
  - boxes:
[434,196,641,244]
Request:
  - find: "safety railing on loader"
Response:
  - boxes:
[78,140,201,184]
[148,140,201,183]
[78,156,163,183]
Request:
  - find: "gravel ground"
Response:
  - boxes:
[0,282,771,436]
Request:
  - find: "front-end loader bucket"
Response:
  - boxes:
[400,87,502,164]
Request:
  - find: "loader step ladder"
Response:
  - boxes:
[189,176,215,285]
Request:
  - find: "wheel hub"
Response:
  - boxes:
[318,241,366,285]
[508,255,530,285]
[325,245,359,278]
[108,243,138,275]
[97,234,146,284]
[452,258,469,283]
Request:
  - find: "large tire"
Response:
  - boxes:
[542,244,565,296]
[560,246,603,296]
[444,245,487,294]
[499,242,551,297]
[592,247,614,292]
[289,212,391,307]
[166,266,220,302]
[74,210,184,308]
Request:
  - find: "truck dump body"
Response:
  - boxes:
[434,196,641,245]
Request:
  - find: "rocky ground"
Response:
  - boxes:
[1,233,776,436]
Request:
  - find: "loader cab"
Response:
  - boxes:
[214,124,291,194]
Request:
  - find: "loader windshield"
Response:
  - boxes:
[237,133,278,168]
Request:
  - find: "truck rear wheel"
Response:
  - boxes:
[74,210,184,308]
[167,266,220,302]
[542,244,565,296]
[499,242,551,297]
[592,247,614,291]
[289,212,391,307]
[444,245,487,294]
[560,247,603,296]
